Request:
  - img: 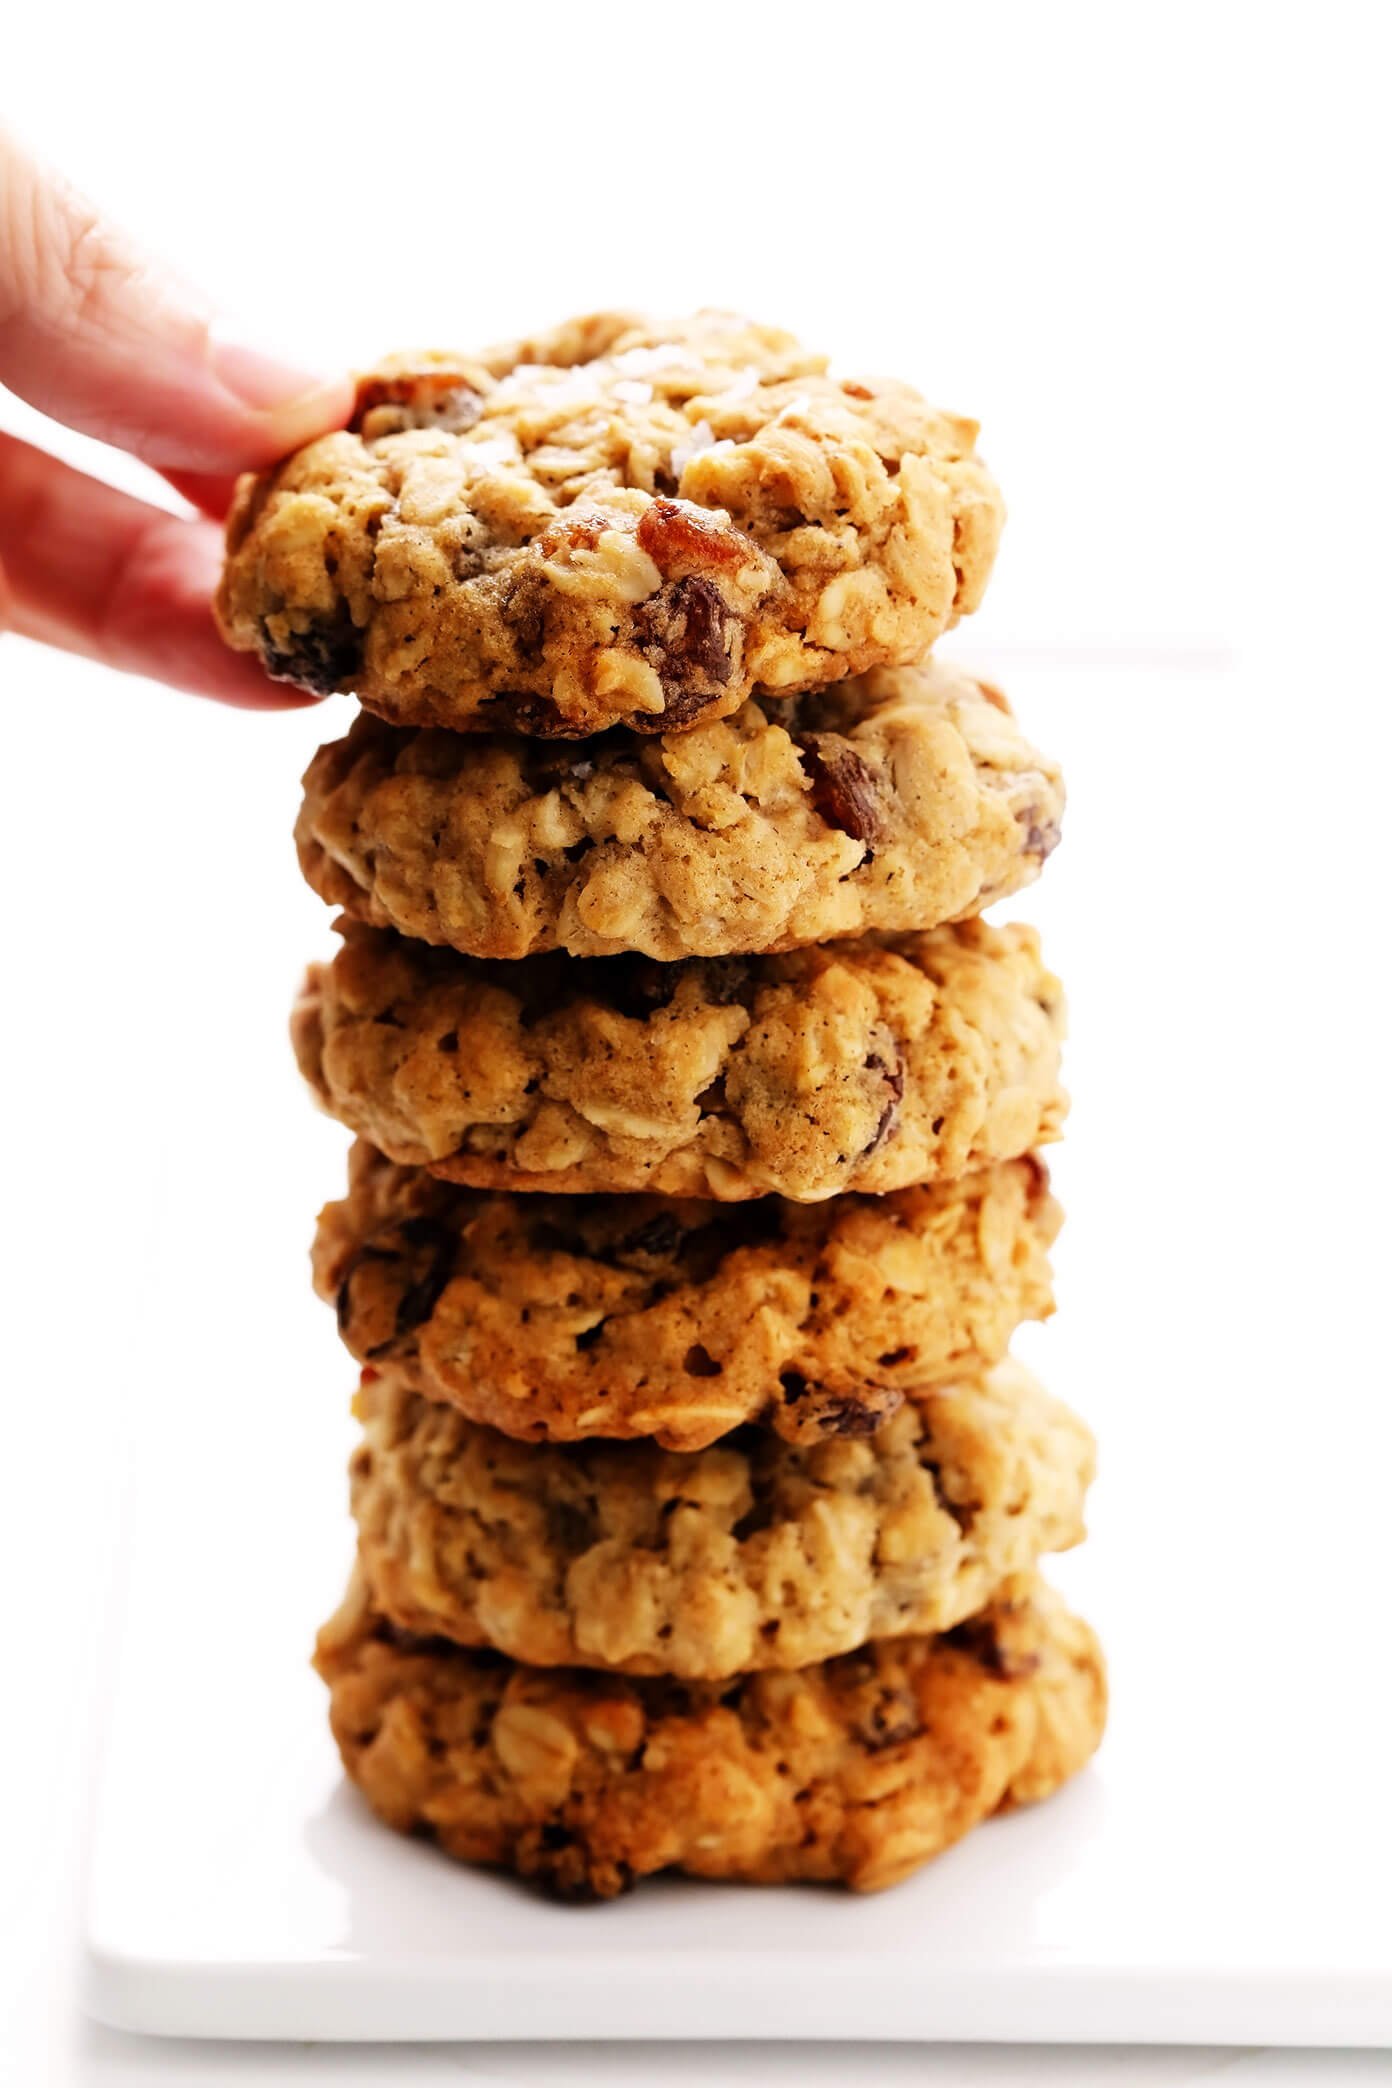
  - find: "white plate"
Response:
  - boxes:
[80,1494,1392,2047]
[80,658,1392,2046]
[78,1236,1392,2045]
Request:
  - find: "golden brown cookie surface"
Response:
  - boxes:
[317,1143,1060,1451]
[292,918,1066,1202]
[217,312,1003,735]
[296,661,1061,961]
[348,1363,1093,1678]
[315,1571,1105,1896]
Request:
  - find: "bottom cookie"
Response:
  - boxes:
[315,1568,1105,1898]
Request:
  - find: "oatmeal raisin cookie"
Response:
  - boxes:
[295,659,1061,961]
[317,1142,1060,1450]
[218,312,1002,735]
[315,1570,1104,1896]
[292,918,1066,1202]
[348,1361,1093,1678]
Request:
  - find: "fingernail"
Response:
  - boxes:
[209,333,344,413]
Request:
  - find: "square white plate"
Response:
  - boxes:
[81,1478,1392,2048]
[80,1226,1392,2047]
[80,659,1392,2045]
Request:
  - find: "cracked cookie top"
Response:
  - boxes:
[296,658,1062,961]
[316,1142,1061,1451]
[217,311,1003,735]
[291,917,1067,1202]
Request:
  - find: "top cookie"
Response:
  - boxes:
[215,311,1004,735]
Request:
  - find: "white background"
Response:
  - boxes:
[3,2,1391,2080]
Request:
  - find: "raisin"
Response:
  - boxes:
[852,1687,923,1751]
[862,1050,905,1154]
[387,1218,458,1338]
[796,734,883,842]
[944,1615,1042,1681]
[1020,807,1062,860]
[632,576,736,705]
[499,572,548,659]
[262,608,361,697]
[811,1393,895,1438]
[668,576,734,684]
[779,1375,902,1438]
[611,1211,687,1264]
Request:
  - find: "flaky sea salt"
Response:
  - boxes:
[495,366,603,413]
[610,344,690,378]
[457,436,519,478]
[668,418,716,479]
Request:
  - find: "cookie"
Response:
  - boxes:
[295,659,1062,962]
[315,1569,1104,1896]
[216,311,1003,735]
[348,1361,1092,1680]
[292,918,1066,1203]
[316,1142,1061,1452]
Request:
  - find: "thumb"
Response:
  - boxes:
[0,127,354,474]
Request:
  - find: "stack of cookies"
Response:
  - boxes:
[216,310,1106,1898]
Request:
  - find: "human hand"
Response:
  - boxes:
[0,128,354,707]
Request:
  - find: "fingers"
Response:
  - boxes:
[0,129,350,706]
[0,127,355,476]
[0,431,319,708]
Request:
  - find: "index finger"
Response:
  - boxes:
[0,126,354,475]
